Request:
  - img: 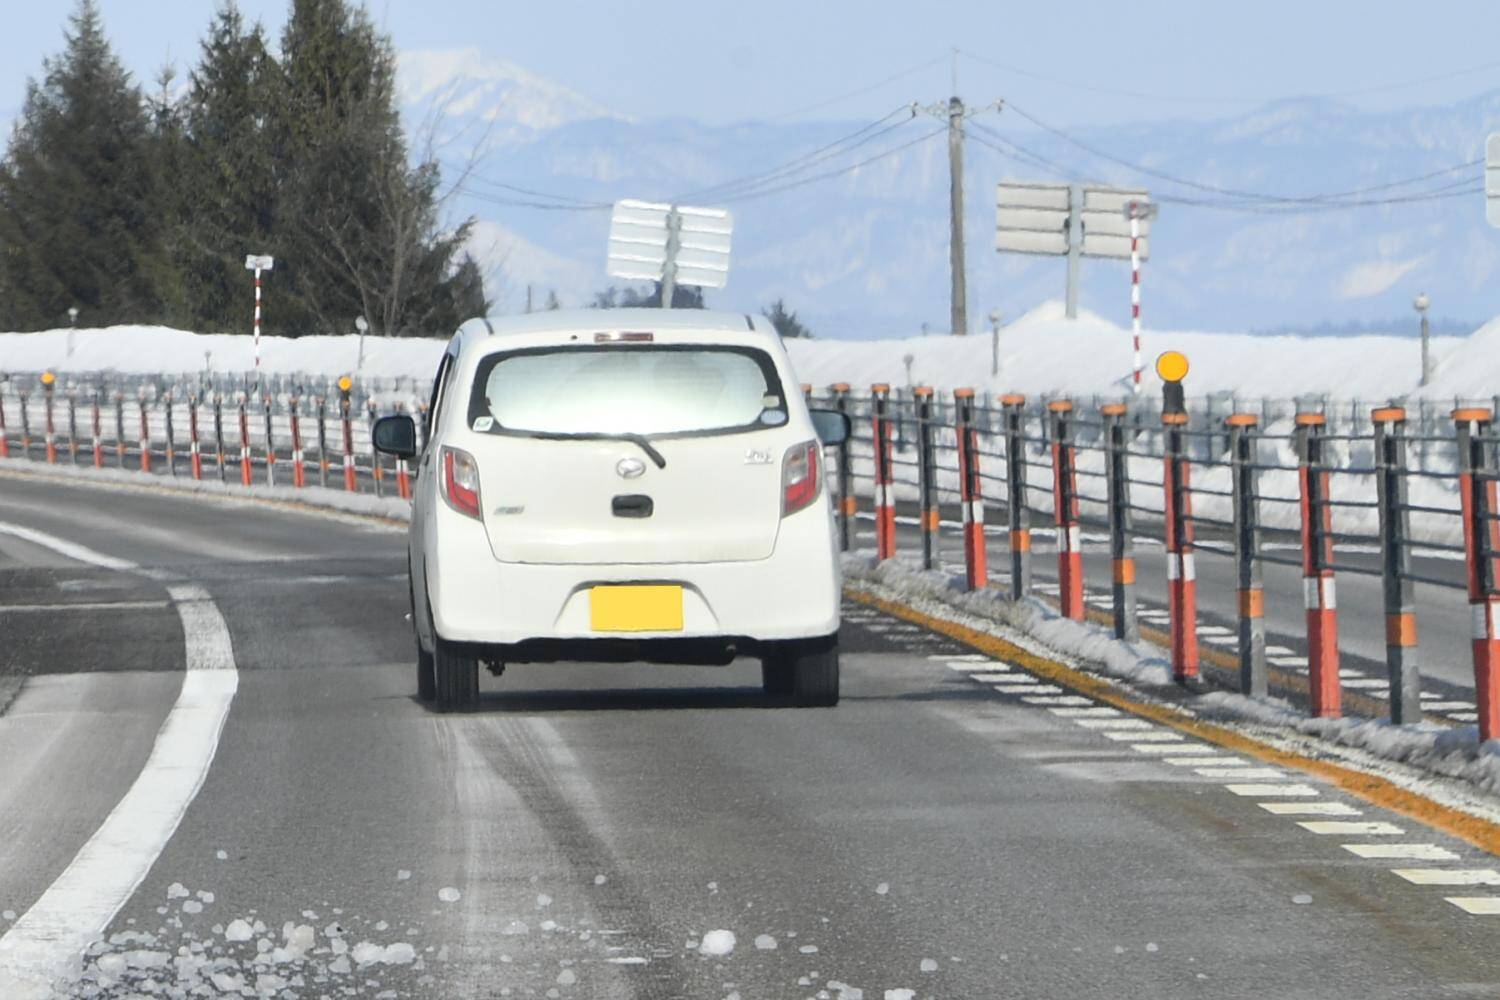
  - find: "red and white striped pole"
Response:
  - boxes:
[1296,411,1340,717]
[1124,200,1157,395]
[290,394,306,488]
[41,373,57,464]
[90,393,102,468]
[237,394,252,487]
[244,255,274,385]
[1049,400,1084,619]
[188,394,203,480]
[871,383,896,561]
[954,388,988,590]
[1163,410,1199,681]
[1455,407,1500,740]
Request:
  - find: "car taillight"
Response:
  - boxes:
[441,446,482,520]
[782,440,821,517]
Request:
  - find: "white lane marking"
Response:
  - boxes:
[993,684,1063,695]
[1343,844,1459,861]
[0,601,170,613]
[1258,802,1360,816]
[1196,767,1283,779]
[0,526,239,999]
[1197,625,1233,636]
[1447,712,1480,722]
[1138,612,1170,622]
[1107,730,1184,743]
[1164,756,1245,766]
[1265,644,1296,656]
[932,654,989,662]
[1130,742,1210,754]
[1342,679,1389,690]
[1421,701,1476,711]
[1268,655,1307,667]
[1204,636,1238,646]
[1227,783,1319,797]
[1445,897,1500,914]
[1392,869,1500,886]
[1072,718,1154,731]
[1298,821,1404,836]
[1047,707,1121,718]
[1021,695,1094,706]
[967,671,1016,682]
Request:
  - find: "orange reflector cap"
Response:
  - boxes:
[337,376,353,393]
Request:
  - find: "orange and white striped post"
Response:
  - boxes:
[1296,411,1340,717]
[1454,407,1500,740]
[188,394,203,480]
[1101,403,1138,641]
[66,386,78,465]
[137,389,152,473]
[90,393,103,468]
[237,394,252,487]
[1163,410,1199,681]
[954,388,988,590]
[41,373,57,464]
[339,377,357,492]
[394,401,411,500]
[1049,400,1084,619]
[871,383,896,560]
[290,394,306,488]
[262,395,276,486]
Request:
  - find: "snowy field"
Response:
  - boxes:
[0,301,1492,403]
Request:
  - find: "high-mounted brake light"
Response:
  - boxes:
[441,446,482,520]
[594,331,654,343]
[782,440,821,517]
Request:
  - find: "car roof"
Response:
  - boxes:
[451,309,777,354]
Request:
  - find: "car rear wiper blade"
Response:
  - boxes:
[619,433,667,469]
[513,429,667,469]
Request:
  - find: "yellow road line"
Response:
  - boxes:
[846,585,1500,858]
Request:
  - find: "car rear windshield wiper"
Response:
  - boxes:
[618,433,667,469]
[506,428,667,469]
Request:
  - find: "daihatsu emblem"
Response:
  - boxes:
[616,457,647,479]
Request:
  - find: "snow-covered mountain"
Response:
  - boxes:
[399,51,1500,339]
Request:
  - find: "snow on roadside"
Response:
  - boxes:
[844,552,1500,822]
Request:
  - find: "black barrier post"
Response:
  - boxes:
[1373,406,1421,724]
[1101,403,1137,641]
[832,384,853,552]
[1001,394,1030,600]
[1227,413,1266,697]
[915,386,938,570]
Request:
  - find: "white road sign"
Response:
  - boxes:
[995,182,1070,256]
[244,255,275,271]
[607,200,733,289]
[1486,134,1500,229]
[1080,187,1151,261]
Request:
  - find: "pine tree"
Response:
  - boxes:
[0,0,168,329]
[763,298,812,338]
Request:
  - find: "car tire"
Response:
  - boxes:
[433,640,479,711]
[763,638,839,707]
[416,643,437,702]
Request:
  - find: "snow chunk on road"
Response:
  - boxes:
[438,886,462,903]
[223,918,253,942]
[699,930,736,956]
[753,934,777,950]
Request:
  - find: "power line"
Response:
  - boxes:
[673,105,917,202]
[958,47,1500,106]
[764,54,947,121]
[715,127,948,204]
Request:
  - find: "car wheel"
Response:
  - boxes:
[763,638,839,707]
[760,652,796,697]
[434,640,479,711]
[416,643,437,702]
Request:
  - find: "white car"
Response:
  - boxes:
[374,309,850,711]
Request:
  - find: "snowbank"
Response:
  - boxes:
[0,301,1482,401]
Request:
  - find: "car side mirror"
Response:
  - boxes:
[809,408,851,446]
[373,414,418,459]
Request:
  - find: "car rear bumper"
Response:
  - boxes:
[426,507,841,648]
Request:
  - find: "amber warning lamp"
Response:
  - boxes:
[1156,350,1188,416]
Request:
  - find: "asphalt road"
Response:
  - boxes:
[2,473,1500,998]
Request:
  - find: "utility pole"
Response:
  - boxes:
[947,82,968,336]
[1414,292,1431,387]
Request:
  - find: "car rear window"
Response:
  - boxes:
[467,344,788,437]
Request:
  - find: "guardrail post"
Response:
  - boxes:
[212,394,227,482]
[1296,411,1340,718]
[831,384,853,552]
[188,394,203,480]
[341,394,357,492]
[394,401,411,499]
[290,394,306,488]
[367,398,384,498]
[1049,400,1083,619]
[317,396,330,489]
[914,386,938,570]
[1002,394,1031,600]
[1227,413,1266,697]
[114,392,126,468]
[42,376,57,464]
[1455,406,1500,740]
[1163,410,1199,681]
[66,386,78,465]
[164,389,177,477]
[955,388,988,590]
[137,389,151,473]
[1373,406,1419,724]
[90,392,102,468]
[237,393,252,487]
[0,387,9,458]
[18,390,32,459]
[872,383,895,560]
[262,395,276,486]
[1102,403,1137,640]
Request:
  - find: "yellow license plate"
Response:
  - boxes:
[589,585,684,632]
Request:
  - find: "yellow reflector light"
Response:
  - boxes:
[1155,350,1189,383]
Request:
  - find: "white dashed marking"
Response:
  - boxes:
[1343,844,1458,861]
[994,684,1064,695]
[1196,767,1284,779]
[933,654,990,662]
[1341,679,1389,690]
[967,671,1016,682]
[1047,707,1121,718]
[1392,869,1500,886]
[1072,718,1155,731]
[1421,701,1475,711]
[1110,731,1186,743]
[1259,802,1359,816]
[1297,821,1403,835]
[1164,756,1245,766]
[1022,695,1094,706]
[1445,897,1500,915]
[1130,742,1210,754]
[1227,784,1319,797]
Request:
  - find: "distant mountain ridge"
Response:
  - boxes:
[398,50,1500,339]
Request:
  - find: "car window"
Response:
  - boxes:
[424,351,454,445]
[467,345,787,437]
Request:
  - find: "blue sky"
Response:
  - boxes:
[5,1,1500,128]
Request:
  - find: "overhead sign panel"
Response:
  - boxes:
[996,181,1070,257]
[1081,187,1151,260]
[1081,234,1151,260]
[1487,134,1500,229]
[607,199,733,289]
